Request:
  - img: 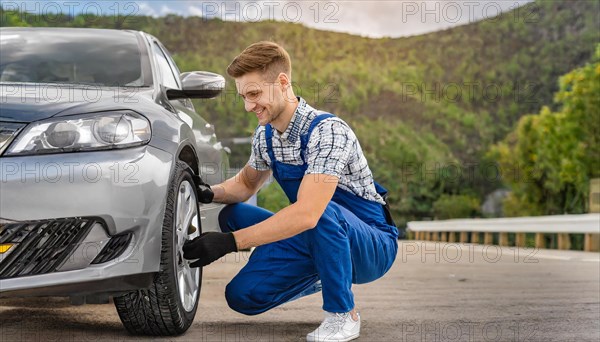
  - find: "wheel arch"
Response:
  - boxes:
[177,144,199,176]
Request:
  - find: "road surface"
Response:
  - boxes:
[1,242,599,341]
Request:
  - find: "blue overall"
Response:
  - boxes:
[220,114,399,315]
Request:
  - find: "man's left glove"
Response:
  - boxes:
[183,232,238,268]
[193,175,214,203]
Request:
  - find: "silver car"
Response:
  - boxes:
[0,27,229,335]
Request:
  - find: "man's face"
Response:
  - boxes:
[235,71,287,126]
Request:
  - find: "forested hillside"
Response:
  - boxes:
[2,1,598,224]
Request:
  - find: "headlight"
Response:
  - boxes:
[5,111,151,156]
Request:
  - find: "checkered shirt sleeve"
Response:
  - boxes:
[305,118,354,178]
[247,126,270,171]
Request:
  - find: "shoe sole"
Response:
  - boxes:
[306,333,360,342]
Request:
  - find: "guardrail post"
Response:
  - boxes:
[535,233,546,249]
[584,234,600,252]
[516,233,526,247]
[586,179,599,250]
[499,232,509,246]
[448,232,456,243]
[431,232,439,241]
[460,232,468,243]
[471,232,479,244]
[557,233,571,250]
[484,232,493,245]
[440,232,448,242]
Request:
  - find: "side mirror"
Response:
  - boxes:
[166,71,225,99]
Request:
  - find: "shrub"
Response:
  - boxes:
[433,194,481,219]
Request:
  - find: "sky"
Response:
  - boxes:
[1,0,534,38]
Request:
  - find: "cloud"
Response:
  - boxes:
[132,0,535,38]
[188,5,203,17]
[160,4,184,16]
[136,2,157,17]
[290,0,534,38]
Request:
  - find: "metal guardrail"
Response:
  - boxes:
[408,214,600,233]
[407,214,600,251]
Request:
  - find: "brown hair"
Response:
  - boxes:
[226,41,291,81]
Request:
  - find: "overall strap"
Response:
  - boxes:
[265,124,277,166]
[300,113,336,152]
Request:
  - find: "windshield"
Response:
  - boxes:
[0,28,150,87]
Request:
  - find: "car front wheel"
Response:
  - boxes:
[114,161,201,336]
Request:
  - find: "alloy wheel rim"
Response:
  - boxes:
[175,180,200,312]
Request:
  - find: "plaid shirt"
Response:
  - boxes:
[249,98,386,205]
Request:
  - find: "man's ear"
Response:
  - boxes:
[278,72,291,89]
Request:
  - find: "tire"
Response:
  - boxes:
[114,161,202,336]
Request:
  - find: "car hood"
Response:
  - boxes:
[0,83,155,123]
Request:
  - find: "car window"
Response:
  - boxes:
[0,29,148,87]
[159,43,183,87]
[152,42,180,90]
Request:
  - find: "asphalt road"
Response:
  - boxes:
[1,242,599,341]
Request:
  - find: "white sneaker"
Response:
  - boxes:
[306,311,360,342]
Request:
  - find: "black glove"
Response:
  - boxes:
[183,232,238,267]
[192,174,214,203]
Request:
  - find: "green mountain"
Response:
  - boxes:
[2,1,598,224]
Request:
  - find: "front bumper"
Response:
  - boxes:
[0,145,173,296]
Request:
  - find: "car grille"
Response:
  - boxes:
[0,218,99,279]
[91,232,132,265]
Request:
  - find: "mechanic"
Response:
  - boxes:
[183,41,399,342]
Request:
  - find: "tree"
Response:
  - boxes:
[490,45,600,215]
